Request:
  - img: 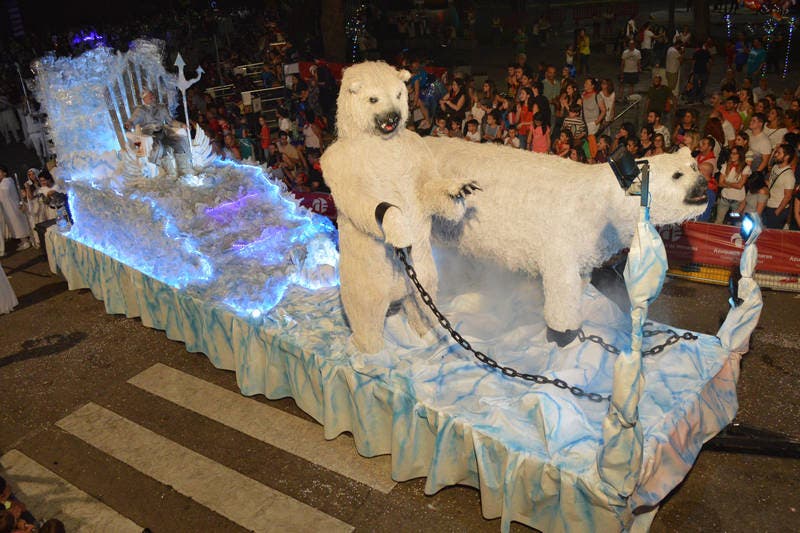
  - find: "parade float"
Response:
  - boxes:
[37,43,762,532]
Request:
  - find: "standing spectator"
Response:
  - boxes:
[530,112,550,153]
[530,82,551,128]
[719,95,743,133]
[745,39,766,80]
[565,44,577,78]
[696,136,718,172]
[696,161,718,222]
[715,146,751,223]
[620,40,642,101]
[645,75,673,115]
[580,78,605,136]
[562,104,587,146]
[690,40,713,103]
[0,166,33,256]
[640,22,655,69]
[739,170,769,218]
[764,108,787,149]
[625,17,637,42]
[514,87,534,147]
[763,143,796,229]
[599,79,616,126]
[577,28,591,75]
[752,77,770,102]
[747,113,772,173]
[258,115,271,162]
[542,65,561,127]
[733,33,748,75]
[674,25,692,46]
[665,42,683,96]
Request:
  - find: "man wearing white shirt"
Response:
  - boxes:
[763,143,796,229]
[620,40,642,101]
[747,113,773,173]
[640,23,654,68]
[665,43,683,96]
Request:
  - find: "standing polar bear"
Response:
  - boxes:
[424,136,708,345]
[320,62,477,353]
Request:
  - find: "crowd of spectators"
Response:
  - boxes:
[398,12,800,232]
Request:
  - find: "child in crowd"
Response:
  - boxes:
[430,117,449,137]
[482,111,503,142]
[561,104,587,146]
[593,134,612,163]
[504,126,521,148]
[530,112,550,153]
[448,118,464,138]
[553,129,573,156]
[464,119,481,142]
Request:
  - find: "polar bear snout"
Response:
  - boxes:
[684,175,708,205]
[374,111,402,135]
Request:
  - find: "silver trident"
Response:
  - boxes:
[174,53,204,169]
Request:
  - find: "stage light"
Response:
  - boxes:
[740,212,763,246]
[608,145,640,191]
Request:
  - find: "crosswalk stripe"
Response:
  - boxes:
[0,449,142,533]
[128,363,396,494]
[57,403,353,533]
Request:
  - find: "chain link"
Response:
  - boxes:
[395,250,698,404]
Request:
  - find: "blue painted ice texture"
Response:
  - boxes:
[49,228,740,533]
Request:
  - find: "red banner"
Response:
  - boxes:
[294,192,337,221]
[660,221,800,275]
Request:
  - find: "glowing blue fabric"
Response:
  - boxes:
[47,230,738,533]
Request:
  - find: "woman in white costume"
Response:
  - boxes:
[0,260,17,314]
[0,165,33,256]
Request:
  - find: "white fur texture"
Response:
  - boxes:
[321,61,471,353]
[424,137,707,333]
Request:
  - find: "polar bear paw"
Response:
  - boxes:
[450,181,481,200]
[381,206,414,249]
[424,179,481,221]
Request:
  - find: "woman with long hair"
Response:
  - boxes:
[715,146,751,224]
[651,133,667,155]
[439,77,467,124]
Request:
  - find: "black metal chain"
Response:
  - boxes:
[579,324,698,357]
[396,249,609,402]
[395,249,699,404]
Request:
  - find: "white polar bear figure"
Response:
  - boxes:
[424,136,708,345]
[320,61,477,353]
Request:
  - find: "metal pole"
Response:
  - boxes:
[15,63,31,115]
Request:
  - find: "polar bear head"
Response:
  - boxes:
[335,61,411,140]
[646,147,709,225]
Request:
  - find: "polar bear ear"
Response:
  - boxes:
[397,69,411,82]
[676,146,692,156]
[348,81,363,94]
